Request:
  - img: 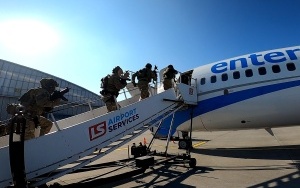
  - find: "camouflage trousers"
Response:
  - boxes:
[138,81,150,99]
[24,115,53,140]
[163,79,173,90]
[102,94,120,112]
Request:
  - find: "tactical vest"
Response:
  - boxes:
[18,88,39,108]
[137,68,149,81]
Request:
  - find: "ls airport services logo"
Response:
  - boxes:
[89,121,107,141]
[88,108,139,141]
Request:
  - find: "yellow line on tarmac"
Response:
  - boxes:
[193,141,207,148]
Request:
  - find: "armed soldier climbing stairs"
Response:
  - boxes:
[0,72,198,188]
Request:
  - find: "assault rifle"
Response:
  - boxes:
[120,71,131,84]
[50,87,70,101]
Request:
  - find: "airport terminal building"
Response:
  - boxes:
[0,59,104,123]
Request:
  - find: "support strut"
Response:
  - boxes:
[9,113,28,187]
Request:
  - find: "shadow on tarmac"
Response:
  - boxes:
[103,164,214,188]
[47,145,300,188]
[48,163,214,188]
[248,171,300,188]
[192,145,300,161]
[191,144,300,188]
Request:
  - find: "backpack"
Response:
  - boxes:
[18,88,38,107]
[100,75,110,95]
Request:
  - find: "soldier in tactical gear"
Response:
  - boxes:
[19,78,62,140]
[131,63,157,100]
[100,66,130,112]
[163,65,178,90]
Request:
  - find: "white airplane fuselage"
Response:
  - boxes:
[157,46,300,136]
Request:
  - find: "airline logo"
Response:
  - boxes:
[211,47,300,74]
[89,121,107,141]
[189,88,194,95]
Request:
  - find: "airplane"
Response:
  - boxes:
[149,45,300,149]
[1,45,299,187]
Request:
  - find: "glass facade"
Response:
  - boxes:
[0,59,104,122]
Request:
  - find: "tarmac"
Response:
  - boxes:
[45,126,300,188]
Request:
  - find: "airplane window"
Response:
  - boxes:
[272,65,281,73]
[286,63,296,71]
[211,75,217,83]
[245,69,253,77]
[221,73,228,81]
[258,67,266,75]
[233,71,240,79]
[200,78,205,85]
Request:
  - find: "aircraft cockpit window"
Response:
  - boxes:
[258,67,266,75]
[221,73,228,81]
[200,78,205,85]
[233,71,240,79]
[286,63,296,71]
[272,65,281,73]
[245,69,253,77]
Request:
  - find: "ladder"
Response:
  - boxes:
[30,103,184,187]
[0,84,197,188]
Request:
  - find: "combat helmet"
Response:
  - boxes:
[168,65,174,69]
[40,78,59,90]
[145,63,152,69]
[112,66,122,74]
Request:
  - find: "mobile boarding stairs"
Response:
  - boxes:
[0,83,197,188]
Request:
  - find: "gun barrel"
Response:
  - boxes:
[61,87,70,94]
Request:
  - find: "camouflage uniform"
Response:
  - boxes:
[101,69,127,112]
[163,65,178,90]
[132,64,157,99]
[20,79,61,140]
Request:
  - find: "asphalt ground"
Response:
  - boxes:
[45,126,300,188]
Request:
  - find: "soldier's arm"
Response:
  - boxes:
[35,90,60,108]
[131,72,137,82]
[152,71,157,81]
[114,77,127,90]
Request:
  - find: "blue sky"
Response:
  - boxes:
[0,0,299,94]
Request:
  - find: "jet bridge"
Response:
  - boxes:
[0,83,197,188]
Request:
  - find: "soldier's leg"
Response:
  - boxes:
[24,119,36,140]
[103,94,115,112]
[106,101,117,112]
[163,79,172,90]
[106,100,121,112]
[138,82,150,99]
[140,89,149,99]
[39,116,53,136]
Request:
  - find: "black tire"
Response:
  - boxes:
[178,140,187,149]
[189,158,197,168]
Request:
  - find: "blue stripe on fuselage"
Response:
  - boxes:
[156,79,300,136]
